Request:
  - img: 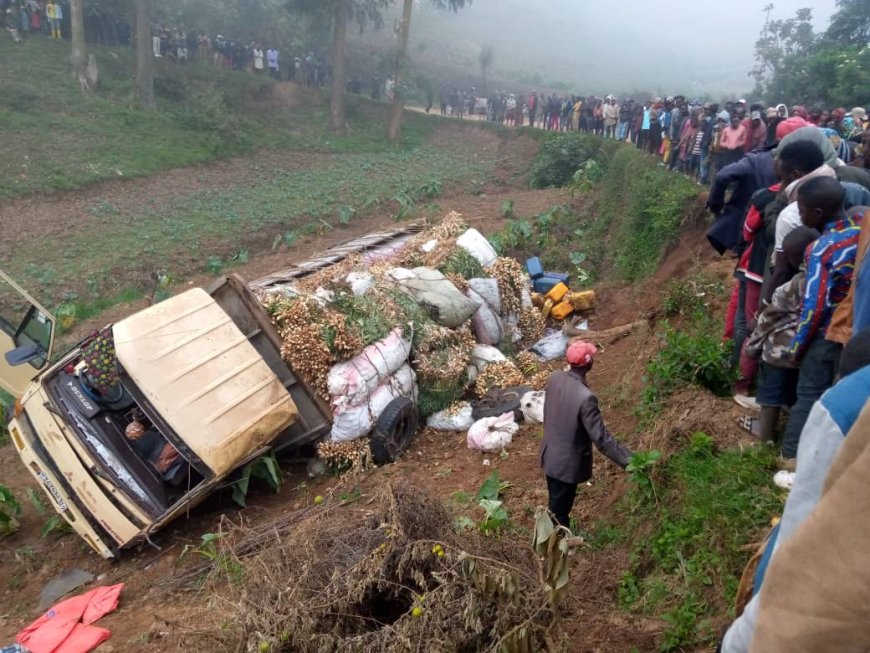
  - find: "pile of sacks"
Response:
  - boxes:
[262,213,566,449]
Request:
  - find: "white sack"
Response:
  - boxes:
[329,365,417,443]
[520,391,546,424]
[472,345,507,374]
[387,267,480,328]
[467,288,503,346]
[426,402,475,431]
[327,328,411,410]
[466,412,518,452]
[346,272,375,296]
[530,331,570,361]
[468,278,501,314]
[456,228,498,269]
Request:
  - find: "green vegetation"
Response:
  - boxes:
[661,273,724,319]
[613,433,781,651]
[505,132,699,284]
[594,145,699,280]
[642,321,735,413]
[641,274,734,417]
[530,133,618,189]
[0,38,443,199]
[231,453,284,507]
[0,485,21,536]
[13,131,485,306]
[752,0,870,107]
[25,488,73,538]
[454,471,512,536]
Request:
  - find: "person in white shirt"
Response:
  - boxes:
[253,45,264,73]
[267,47,280,80]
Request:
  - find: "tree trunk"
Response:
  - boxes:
[387,0,413,142]
[135,0,154,107]
[70,0,90,90]
[328,0,348,134]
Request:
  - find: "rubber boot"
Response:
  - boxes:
[757,406,780,443]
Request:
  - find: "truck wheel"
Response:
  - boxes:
[370,397,418,465]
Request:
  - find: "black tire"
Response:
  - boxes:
[370,397,418,465]
[472,385,531,420]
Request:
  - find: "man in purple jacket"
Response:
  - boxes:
[540,341,633,530]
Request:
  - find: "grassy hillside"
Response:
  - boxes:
[0,36,440,198]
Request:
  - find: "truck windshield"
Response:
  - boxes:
[0,281,53,368]
[45,370,200,520]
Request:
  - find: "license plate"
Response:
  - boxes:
[38,471,68,513]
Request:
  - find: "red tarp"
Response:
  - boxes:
[17,584,124,653]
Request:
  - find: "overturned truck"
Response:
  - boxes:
[1,216,590,559]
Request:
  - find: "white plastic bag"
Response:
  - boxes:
[471,345,507,374]
[520,391,546,424]
[327,328,411,410]
[346,272,375,296]
[467,412,518,452]
[456,228,498,269]
[468,288,503,345]
[426,402,475,431]
[329,365,417,443]
[387,267,480,328]
[421,239,439,253]
[530,331,570,361]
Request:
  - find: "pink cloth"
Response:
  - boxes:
[720,124,747,151]
[17,584,124,653]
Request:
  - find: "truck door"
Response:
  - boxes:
[0,269,56,398]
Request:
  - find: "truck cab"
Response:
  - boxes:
[0,272,331,559]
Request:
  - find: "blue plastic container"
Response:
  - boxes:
[533,275,563,294]
[526,256,544,279]
[545,271,570,283]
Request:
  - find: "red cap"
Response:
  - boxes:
[776,116,810,141]
[566,341,597,366]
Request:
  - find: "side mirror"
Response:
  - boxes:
[5,343,44,367]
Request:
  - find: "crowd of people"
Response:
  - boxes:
[692,106,870,650]
[1,0,67,40]
[149,23,330,86]
[439,89,870,184]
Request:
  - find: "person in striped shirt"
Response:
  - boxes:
[780,177,863,464]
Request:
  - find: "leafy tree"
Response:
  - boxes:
[825,0,870,47]
[751,4,816,92]
[478,44,493,93]
[387,0,472,142]
[752,2,870,107]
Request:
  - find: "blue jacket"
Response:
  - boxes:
[706,149,777,255]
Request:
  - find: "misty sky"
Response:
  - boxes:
[407,0,839,95]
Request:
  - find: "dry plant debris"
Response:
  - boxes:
[474,360,525,398]
[179,483,563,653]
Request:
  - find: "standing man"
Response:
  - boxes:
[527,91,538,127]
[540,341,633,530]
[604,96,620,139]
[267,46,279,80]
